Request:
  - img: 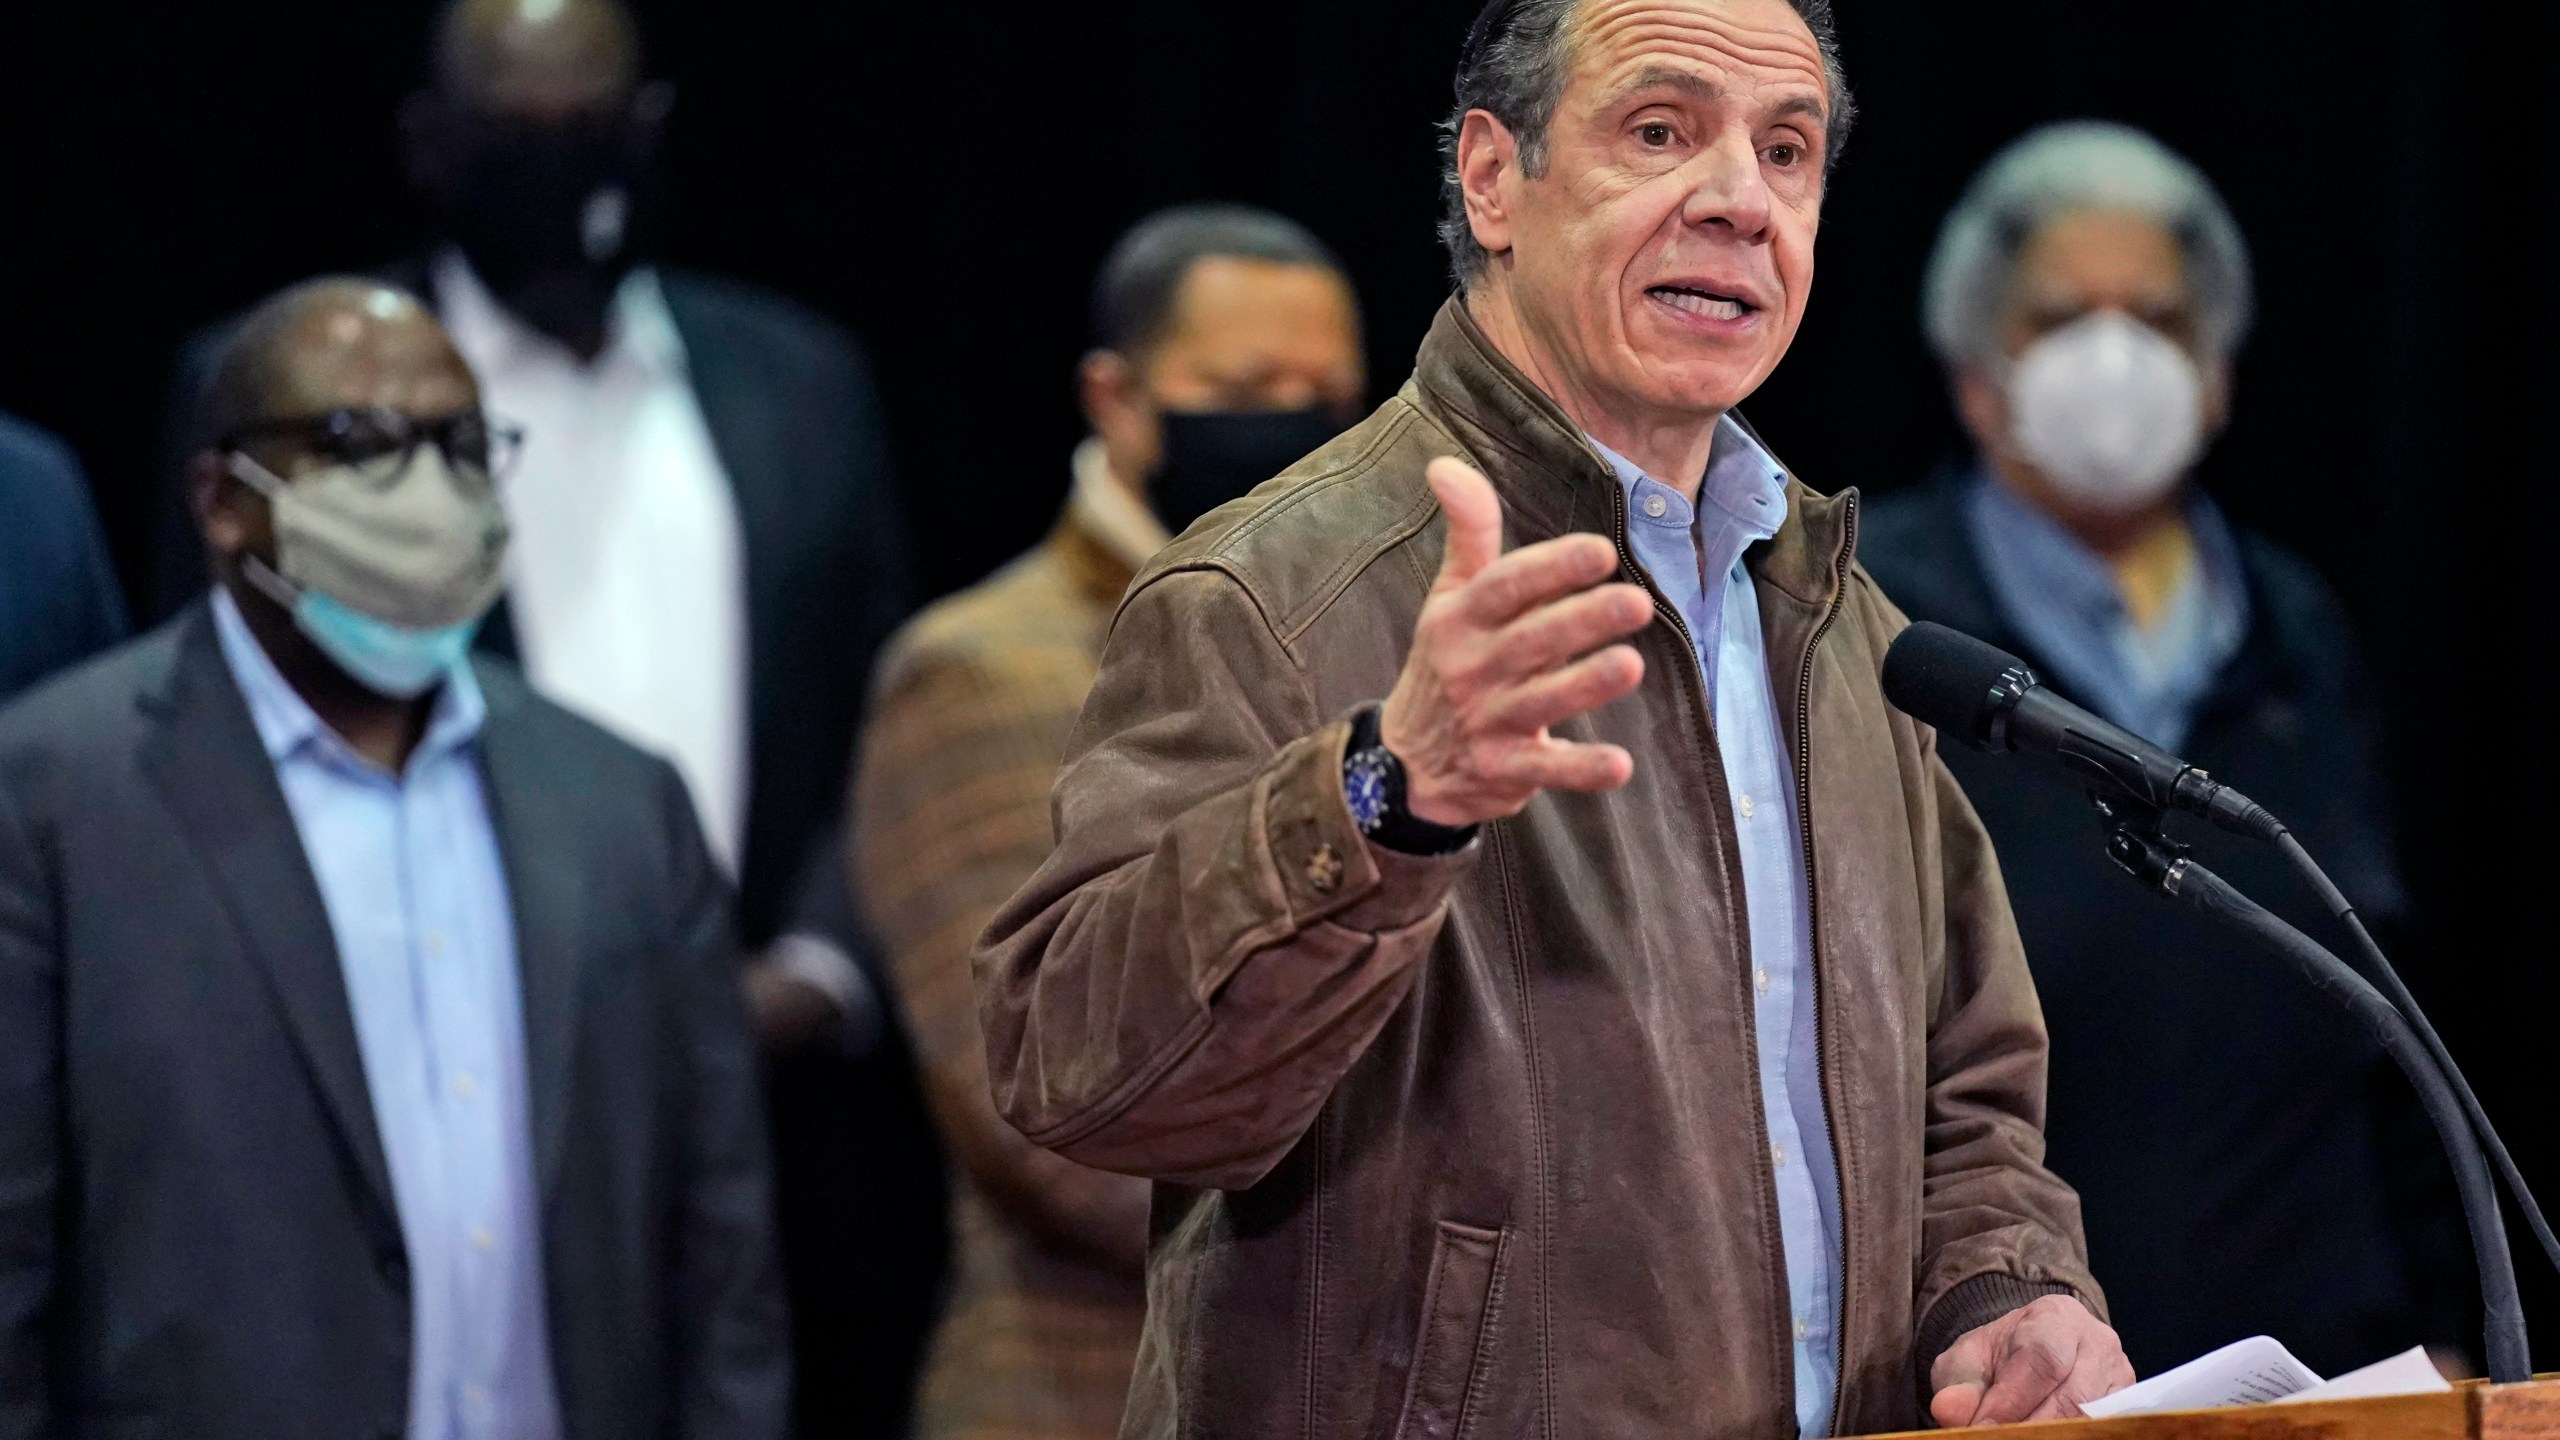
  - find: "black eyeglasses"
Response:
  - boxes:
[221,407,525,488]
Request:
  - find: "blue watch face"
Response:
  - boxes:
[1346,749,1393,832]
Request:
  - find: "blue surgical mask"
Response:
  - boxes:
[244,556,482,699]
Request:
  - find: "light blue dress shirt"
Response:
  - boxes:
[1594,424,1845,1438]
[1963,472,2250,753]
[213,590,562,1440]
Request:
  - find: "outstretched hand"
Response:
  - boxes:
[1379,456,1654,828]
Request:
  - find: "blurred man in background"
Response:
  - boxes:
[0,278,785,1440]
[853,204,1363,1440]
[0,412,126,705]
[151,0,947,1427]
[1859,121,2468,1376]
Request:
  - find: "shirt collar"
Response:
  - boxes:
[430,246,690,382]
[210,586,488,775]
[1067,437,1172,574]
[1588,415,1792,541]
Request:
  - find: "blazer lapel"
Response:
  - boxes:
[472,675,587,1196]
[137,607,400,1233]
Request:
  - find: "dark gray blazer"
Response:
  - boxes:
[0,605,790,1440]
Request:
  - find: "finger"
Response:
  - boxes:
[1480,646,1646,736]
[1483,737,1635,794]
[1478,583,1654,682]
[2024,1389,2089,1424]
[1426,457,1505,589]
[1931,1326,1999,1395]
[1929,1382,1986,1430]
[1453,533,1623,628]
[1971,1331,2078,1427]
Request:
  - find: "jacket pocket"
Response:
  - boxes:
[1392,1219,1509,1440]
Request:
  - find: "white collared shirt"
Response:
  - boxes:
[434,250,751,874]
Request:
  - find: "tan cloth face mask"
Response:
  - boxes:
[229,447,511,630]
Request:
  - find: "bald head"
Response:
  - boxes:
[204,279,479,447]
[432,0,641,123]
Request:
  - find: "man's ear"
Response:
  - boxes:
[1080,348,1166,489]
[1078,349,1139,436]
[192,451,252,563]
[1952,365,2009,458]
[2200,360,2233,438]
[1457,109,1522,262]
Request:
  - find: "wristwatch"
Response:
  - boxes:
[1343,706,1479,856]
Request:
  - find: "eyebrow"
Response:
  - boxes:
[1605,64,1830,132]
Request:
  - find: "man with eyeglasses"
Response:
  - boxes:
[0,277,788,1440]
[147,2,947,1426]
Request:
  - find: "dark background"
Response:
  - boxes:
[2,0,2552,1360]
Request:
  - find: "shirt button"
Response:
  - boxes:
[1754,967,1770,994]
[1643,493,1669,519]
[1795,1316,1812,1341]
[464,1384,490,1412]
[1738,793,1756,820]
[1771,1142,1787,1168]
[423,931,448,956]
[471,1227,495,1253]
[452,1071,478,1100]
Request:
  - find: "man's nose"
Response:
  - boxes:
[1678,134,1774,240]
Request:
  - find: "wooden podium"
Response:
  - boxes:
[1862,1381,2560,1440]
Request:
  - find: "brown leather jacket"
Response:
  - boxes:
[975,300,2103,1440]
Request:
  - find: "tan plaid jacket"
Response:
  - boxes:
[853,499,1153,1440]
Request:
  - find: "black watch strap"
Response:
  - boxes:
[1345,707,1479,856]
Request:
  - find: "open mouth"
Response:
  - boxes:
[1647,284,1757,322]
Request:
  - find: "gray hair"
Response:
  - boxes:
[1090,202,1349,357]
[1922,120,2256,368]
[1435,0,1856,289]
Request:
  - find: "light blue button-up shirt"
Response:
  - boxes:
[213,589,562,1440]
[1963,472,2250,753]
[1595,423,1845,1438]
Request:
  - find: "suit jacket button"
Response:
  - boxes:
[375,1245,406,1282]
[1305,844,1344,894]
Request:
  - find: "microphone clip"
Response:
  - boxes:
[2092,791,2192,897]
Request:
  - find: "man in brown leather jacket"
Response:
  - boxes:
[974,2,2136,1435]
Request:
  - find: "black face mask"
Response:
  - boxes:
[1149,408,1345,536]
[440,121,659,346]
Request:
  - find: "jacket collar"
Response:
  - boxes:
[1405,296,1854,608]
[137,604,403,1241]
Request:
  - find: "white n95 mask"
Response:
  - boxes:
[2006,311,2207,514]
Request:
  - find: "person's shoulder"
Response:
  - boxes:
[0,411,87,503]
[1849,474,1967,592]
[873,542,1099,697]
[654,267,869,373]
[1128,395,1452,641]
[0,621,185,773]
[2224,521,2361,672]
[472,658,684,801]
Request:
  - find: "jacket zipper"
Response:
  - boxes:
[1604,471,1819,1427]
[1796,491,1858,1436]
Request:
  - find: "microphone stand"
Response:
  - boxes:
[2089,793,2532,1384]
[2264,829,2560,1283]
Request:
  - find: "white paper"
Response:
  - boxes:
[2273,1347,2450,1405]
[2081,1336,2325,1418]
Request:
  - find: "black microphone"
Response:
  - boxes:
[1881,621,2281,842]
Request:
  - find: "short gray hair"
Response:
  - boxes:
[1435,0,1856,289]
[1921,120,2256,368]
